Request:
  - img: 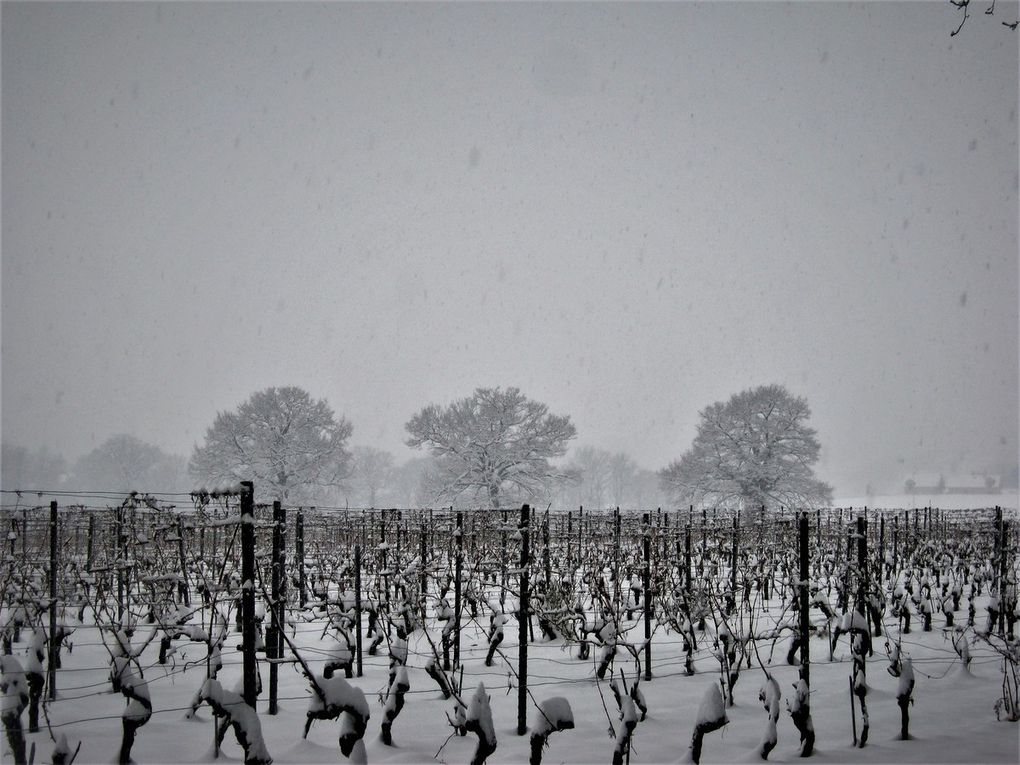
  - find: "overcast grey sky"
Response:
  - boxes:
[2,1,1017,495]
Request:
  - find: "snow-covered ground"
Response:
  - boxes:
[7,593,1018,765]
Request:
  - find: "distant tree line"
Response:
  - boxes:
[2,383,868,512]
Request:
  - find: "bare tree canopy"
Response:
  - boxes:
[405,386,576,507]
[659,384,833,512]
[189,386,352,502]
[73,434,188,493]
[562,446,641,509]
[1,444,66,492]
[564,446,612,508]
[349,446,396,508]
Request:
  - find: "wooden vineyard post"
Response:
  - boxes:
[295,508,306,608]
[857,515,868,602]
[116,505,125,621]
[613,508,621,613]
[799,510,811,684]
[354,543,363,677]
[838,520,853,612]
[454,511,463,670]
[675,522,683,591]
[518,504,530,736]
[268,500,285,715]
[729,514,739,615]
[543,512,551,590]
[380,511,390,613]
[239,481,257,709]
[878,513,885,584]
[993,507,1002,610]
[123,505,132,620]
[700,506,707,576]
[566,510,572,567]
[396,510,403,577]
[797,509,815,756]
[501,509,508,608]
[643,511,652,681]
[86,512,95,572]
[578,506,583,565]
[1004,517,1012,637]
[420,520,428,621]
[685,524,693,601]
[48,501,58,700]
[893,515,899,571]
[854,514,870,747]
[996,507,1007,636]
[177,516,190,607]
[661,508,669,563]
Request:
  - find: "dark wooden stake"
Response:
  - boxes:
[518,504,530,736]
[239,482,257,708]
[48,501,58,700]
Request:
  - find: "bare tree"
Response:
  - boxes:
[607,452,639,507]
[389,456,435,508]
[631,469,669,510]
[72,435,188,493]
[1,444,66,492]
[659,384,833,512]
[405,386,576,507]
[349,446,396,507]
[565,446,612,508]
[189,386,352,503]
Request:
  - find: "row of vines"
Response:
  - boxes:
[1,486,1017,764]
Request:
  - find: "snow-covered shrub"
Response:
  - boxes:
[1,655,29,765]
[714,620,741,705]
[303,674,370,759]
[200,678,272,765]
[920,597,933,632]
[51,733,80,765]
[610,680,640,765]
[425,656,454,698]
[896,657,915,738]
[951,627,972,669]
[529,696,574,765]
[851,631,869,747]
[116,660,152,765]
[486,613,508,666]
[688,681,728,764]
[24,629,45,733]
[595,620,618,680]
[758,675,781,759]
[986,593,1000,635]
[104,626,159,764]
[786,677,814,756]
[323,622,354,679]
[379,665,409,745]
[186,614,228,718]
[465,682,497,765]
[437,597,455,665]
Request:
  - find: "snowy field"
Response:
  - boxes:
[6,589,1018,765]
